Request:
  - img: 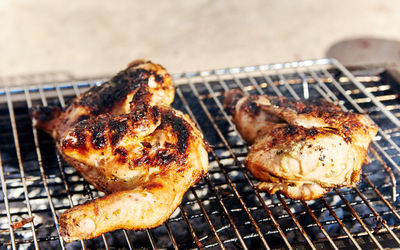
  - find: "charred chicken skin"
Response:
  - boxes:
[32,59,175,140]
[224,89,377,200]
[31,60,209,242]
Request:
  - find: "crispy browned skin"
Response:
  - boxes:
[224,89,378,200]
[31,60,174,140]
[31,60,209,242]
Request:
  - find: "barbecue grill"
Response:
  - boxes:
[1,58,400,249]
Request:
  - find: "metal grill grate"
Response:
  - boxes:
[1,58,400,249]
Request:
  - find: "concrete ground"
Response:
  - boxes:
[1,0,400,84]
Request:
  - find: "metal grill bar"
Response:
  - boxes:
[189,187,225,249]
[320,196,362,249]
[1,58,400,249]
[275,69,301,100]
[177,86,272,249]
[300,200,338,250]
[177,204,203,249]
[331,59,400,127]
[5,88,39,249]
[175,87,249,249]
[369,146,397,203]
[277,194,317,249]
[24,86,65,249]
[335,189,384,249]
[183,75,271,249]
[145,230,157,249]
[163,220,178,250]
[0,152,16,249]
[361,172,400,221]
[55,152,87,250]
[353,186,400,245]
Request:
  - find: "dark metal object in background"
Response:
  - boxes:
[0,58,400,249]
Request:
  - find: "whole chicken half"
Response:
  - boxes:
[224,89,377,200]
[31,60,209,242]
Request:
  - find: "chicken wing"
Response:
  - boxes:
[31,60,209,242]
[224,89,377,200]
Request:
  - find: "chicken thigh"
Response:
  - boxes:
[31,60,209,242]
[224,89,377,200]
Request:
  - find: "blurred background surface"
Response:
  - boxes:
[1,0,400,83]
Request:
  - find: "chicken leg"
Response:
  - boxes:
[58,106,208,242]
[31,60,209,242]
[224,89,377,200]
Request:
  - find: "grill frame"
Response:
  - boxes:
[1,58,400,249]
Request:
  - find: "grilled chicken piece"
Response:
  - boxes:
[224,90,378,200]
[31,60,174,140]
[59,106,208,242]
[31,60,209,242]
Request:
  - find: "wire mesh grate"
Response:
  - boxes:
[1,58,400,249]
